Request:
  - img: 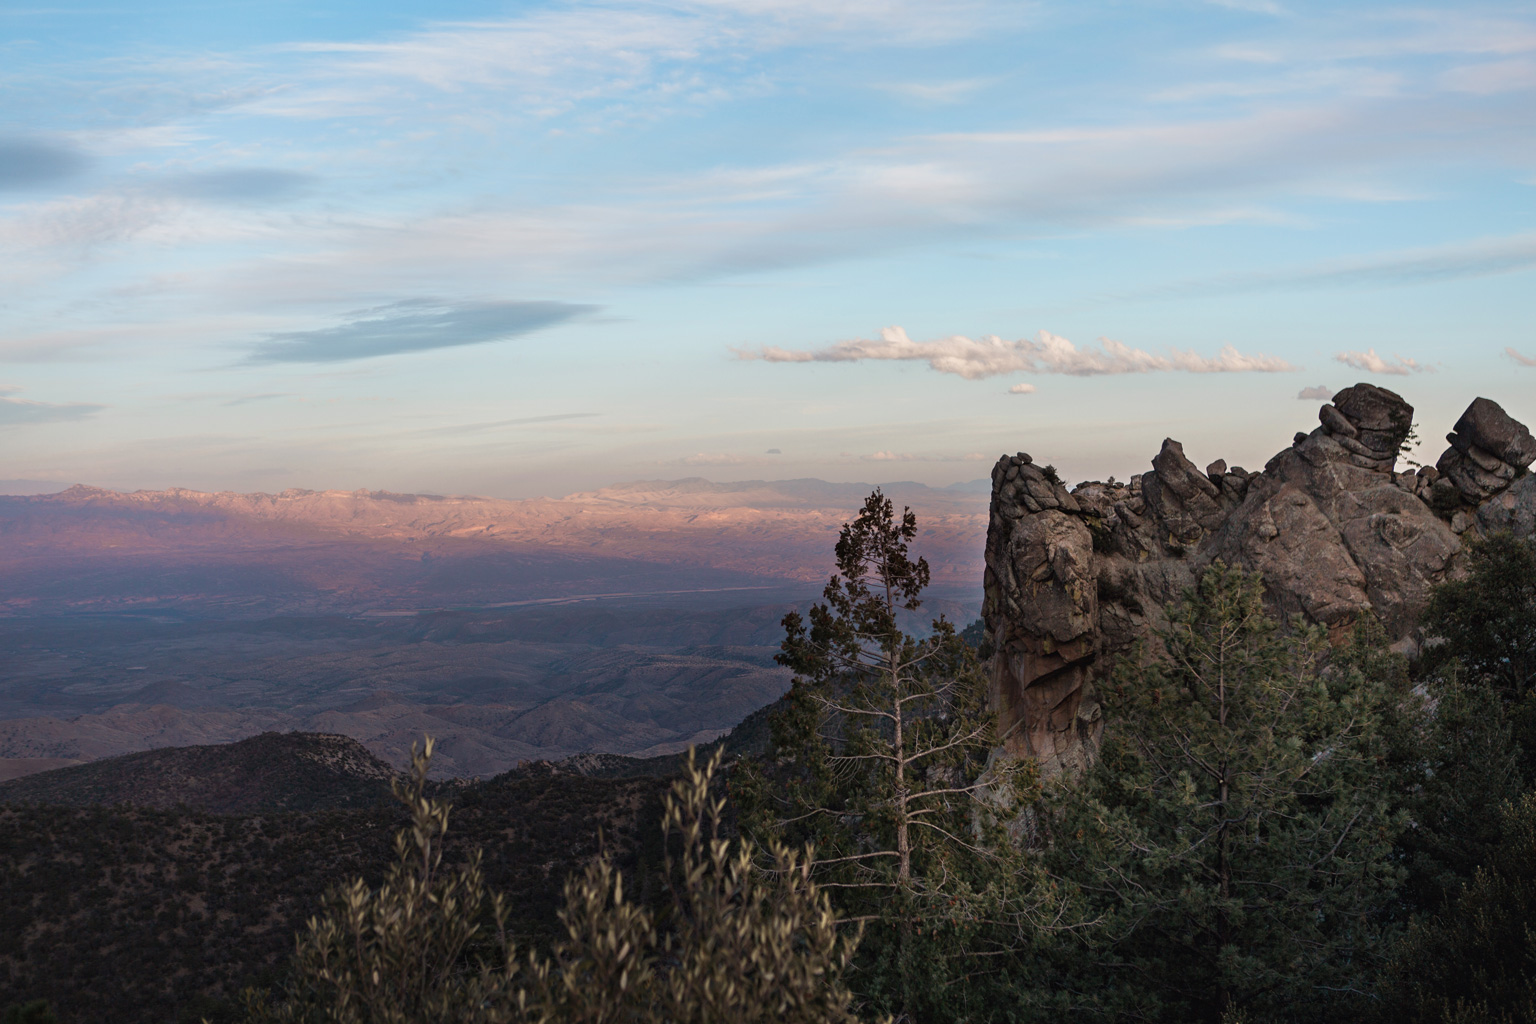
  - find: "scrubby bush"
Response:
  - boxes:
[244,741,864,1024]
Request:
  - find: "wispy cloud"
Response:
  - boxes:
[860,450,986,462]
[738,326,1294,380]
[1104,233,1536,305]
[1297,384,1333,399]
[1007,382,1037,394]
[0,136,88,191]
[0,386,105,426]
[160,168,314,204]
[1440,57,1536,94]
[677,452,761,465]
[874,78,994,104]
[269,1,1009,121]
[1334,348,1431,376]
[411,413,600,436]
[1205,0,1287,15]
[1507,347,1536,367]
[245,299,594,364]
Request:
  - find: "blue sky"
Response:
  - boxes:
[2,0,1534,497]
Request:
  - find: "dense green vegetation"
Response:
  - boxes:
[5,514,1535,1024]
[1043,568,1406,1022]
[247,741,860,1024]
[0,772,668,1023]
[735,512,1536,1023]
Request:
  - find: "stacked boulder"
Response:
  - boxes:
[983,384,1535,775]
[1440,398,1536,499]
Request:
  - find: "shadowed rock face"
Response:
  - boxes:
[983,384,1536,775]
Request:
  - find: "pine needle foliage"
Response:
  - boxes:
[1422,531,1536,704]
[1421,530,1536,783]
[734,489,1057,1022]
[1378,790,1536,1024]
[1049,563,1406,1024]
[243,741,865,1024]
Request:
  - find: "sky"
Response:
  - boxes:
[2,0,1534,499]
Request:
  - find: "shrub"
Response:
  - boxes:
[244,741,865,1024]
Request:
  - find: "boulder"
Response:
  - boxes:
[1453,397,1536,469]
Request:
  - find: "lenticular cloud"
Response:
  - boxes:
[742,326,1294,381]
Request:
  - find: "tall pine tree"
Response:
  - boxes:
[735,490,1054,1023]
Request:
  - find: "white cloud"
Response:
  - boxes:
[1333,348,1431,376]
[1507,347,1536,367]
[273,0,1008,117]
[741,326,1294,380]
[1007,382,1037,394]
[860,451,986,462]
[1297,384,1333,399]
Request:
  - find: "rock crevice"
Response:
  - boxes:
[983,384,1536,774]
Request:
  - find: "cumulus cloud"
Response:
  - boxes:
[1506,347,1536,367]
[0,386,105,426]
[860,451,987,462]
[1007,383,1037,394]
[1333,348,1431,376]
[245,299,593,364]
[740,326,1294,380]
[0,137,88,191]
[1297,384,1333,399]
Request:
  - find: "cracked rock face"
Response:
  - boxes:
[983,384,1535,775]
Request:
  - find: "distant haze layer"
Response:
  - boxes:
[0,476,985,777]
[0,476,987,615]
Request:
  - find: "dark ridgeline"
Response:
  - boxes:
[0,733,398,814]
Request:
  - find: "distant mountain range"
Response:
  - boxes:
[0,476,987,617]
[0,476,984,781]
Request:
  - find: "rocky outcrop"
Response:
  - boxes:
[983,385,1536,774]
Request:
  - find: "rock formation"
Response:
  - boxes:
[982,384,1536,774]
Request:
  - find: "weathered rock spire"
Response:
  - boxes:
[983,385,1536,774]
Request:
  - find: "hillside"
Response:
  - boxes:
[0,732,399,814]
[0,601,812,779]
[0,761,671,1024]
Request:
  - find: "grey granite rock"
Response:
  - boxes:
[982,385,1533,775]
[1453,397,1536,469]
